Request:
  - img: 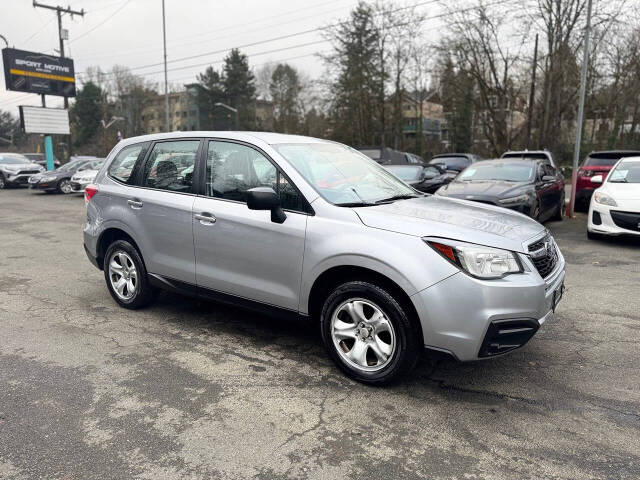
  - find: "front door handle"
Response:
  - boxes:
[194,213,216,225]
[127,199,143,209]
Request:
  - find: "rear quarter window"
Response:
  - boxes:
[108,144,146,184]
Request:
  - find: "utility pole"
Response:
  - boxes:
[162,0,170,132]
[33,1,84,161]
[568,0,593,218]
[526,33,538,149]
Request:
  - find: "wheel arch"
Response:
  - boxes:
[96,227,145,270]
[306,265,424,345]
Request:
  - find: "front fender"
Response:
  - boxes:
[299,215,458,314]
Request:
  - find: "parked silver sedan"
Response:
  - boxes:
[83,132,565,384]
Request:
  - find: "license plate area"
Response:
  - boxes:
[552,282,564,312]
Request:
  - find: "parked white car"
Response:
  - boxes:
[587,156,640,239]
[70,159,105,193]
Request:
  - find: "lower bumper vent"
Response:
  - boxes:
[478,319,540,357]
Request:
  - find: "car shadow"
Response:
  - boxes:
[149,290,535,392]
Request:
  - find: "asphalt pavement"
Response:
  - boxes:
[1,187,639,479]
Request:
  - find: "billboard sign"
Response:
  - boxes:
[2,48,76,97]
[19,106,70,135]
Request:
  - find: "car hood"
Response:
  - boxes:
[602,183,640,200]
[72,169,99,179]
[438,180,529,199]
[1,163,42,171]
[354,196,544,253]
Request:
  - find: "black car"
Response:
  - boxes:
[358,146,409,165]
[429,153,481,172]
[384,164,456,193]
[436,158,565,222]
[23,153,61,168]
[28,159,103,194]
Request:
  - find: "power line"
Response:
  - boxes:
[69,0,131,44]
[75,0,463,78]
[72,1,358,63]
[77,39,330,82]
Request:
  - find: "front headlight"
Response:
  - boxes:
[41,175,57,182]
[498,194,529,205]
[425,239,523,279]
[594,191,617,206]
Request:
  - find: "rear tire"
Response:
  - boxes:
[104,240,155,309]
[320,280,421,385]
[553,193,565,221]
[0,174,5,190]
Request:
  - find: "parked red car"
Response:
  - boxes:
[575,150,640,210]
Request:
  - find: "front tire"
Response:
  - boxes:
[57,178,72,194]
[320,281,421,385]
[104,240,154,309]
[0,174,5,189]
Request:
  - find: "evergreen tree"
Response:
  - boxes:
[197,66,226,129]
[440,58,474,152]
[324,1,382,146]
[70,82,103,147]
[269,63,302,133]
[223,49,256,129]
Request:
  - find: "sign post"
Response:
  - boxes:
[3,48,76,169]
[44,135,54,171]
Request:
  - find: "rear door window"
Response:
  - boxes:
[141,140,200,193]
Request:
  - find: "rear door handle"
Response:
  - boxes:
[194,213,216,225]
[127,199,143,209]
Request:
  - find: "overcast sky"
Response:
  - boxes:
[1,0,446,115]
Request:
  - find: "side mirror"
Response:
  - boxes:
[246,187,286,224]
[591,174,603,184]
[541,175,555,182]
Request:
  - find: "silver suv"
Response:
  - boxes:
[84,132,565,384]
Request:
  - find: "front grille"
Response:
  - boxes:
[610,210,640,232]
[528,233,559,279]
[18,170,40,175]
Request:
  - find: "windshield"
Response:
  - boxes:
[385,166,423,181]
[608,161,640,183]
[583,153,640,167]
[458,163,534,182]
[429,156,470,170]
[0,155,29,164]
[58,161,86,172]
[273,143,417,205]
[502,152,548,161]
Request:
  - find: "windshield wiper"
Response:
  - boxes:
[335,201,376,207]
[374,194,420,204]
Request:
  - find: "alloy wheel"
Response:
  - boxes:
[108,251,138,300]
[330,298,396,372]
[59,179,72,194]
[0,176,5,189]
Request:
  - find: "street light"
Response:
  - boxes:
[214,102,238,130]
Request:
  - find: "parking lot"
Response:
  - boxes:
[0,187,639,480]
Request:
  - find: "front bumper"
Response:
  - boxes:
[588,203,640,236]
[5,173,38,185]
[411,249,565,361]
[28,177,57,190]
[70,180,91,192]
